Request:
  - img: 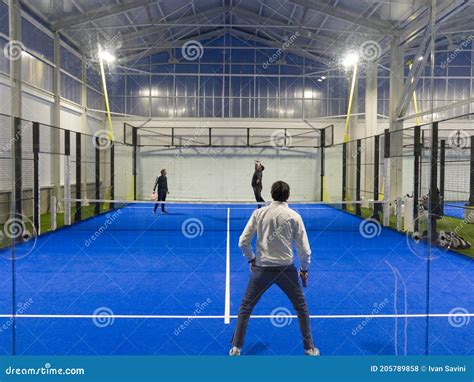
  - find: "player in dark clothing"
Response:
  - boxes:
[153,169,169,214]
[252,161,265,208]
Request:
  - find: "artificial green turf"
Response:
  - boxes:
[356,206,474,259]
[436,216,474,258]
[0,204,111,250]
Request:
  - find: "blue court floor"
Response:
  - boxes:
[0,203,473,355]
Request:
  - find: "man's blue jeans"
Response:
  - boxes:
[231,264,314,350]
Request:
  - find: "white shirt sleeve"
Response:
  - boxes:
[238,211,257,261]
[294,215,311,271]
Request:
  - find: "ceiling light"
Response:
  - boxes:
[98,49,116,63]
[342,52,359,68]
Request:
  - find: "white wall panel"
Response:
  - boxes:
[137,147,320,202]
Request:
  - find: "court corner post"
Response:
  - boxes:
[383,129,391,227]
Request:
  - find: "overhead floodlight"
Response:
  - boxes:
[98,48,116,63]
[342,52,359,68]
[321,76,327,80]
[418,56,424,61]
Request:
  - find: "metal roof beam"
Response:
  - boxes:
[121,28,229,62]
[377,0,469,60]
[120,6,228,44]
[232,7,345,48]
[438,11,474,31]
[70,0,110,50]
[289,0,395,34]
[230,28,331,64]
[395,22,433,119]
[119,44,334,53]
[398,0,469,45]
[53,0,158,30]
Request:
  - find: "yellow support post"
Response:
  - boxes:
[98,53,115,141]
[98,50,116,205]
[343,63,358,143]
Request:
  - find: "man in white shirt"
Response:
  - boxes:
[229,181,319,356]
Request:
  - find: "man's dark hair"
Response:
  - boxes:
[271,181,290,202]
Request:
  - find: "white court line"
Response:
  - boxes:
[0,313,472,319]
[224,208,231,324]
[67,198,385,206]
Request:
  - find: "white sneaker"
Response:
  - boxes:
[229,346,241,356]
[304,347,320,356]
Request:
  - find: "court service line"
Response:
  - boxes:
[224,208,231,324]
[0,313,472,319]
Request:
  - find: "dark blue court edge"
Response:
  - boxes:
[0,356,473,381]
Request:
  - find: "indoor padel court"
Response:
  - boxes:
[1,0,474,358]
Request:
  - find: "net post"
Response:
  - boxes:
[132,127,137,201]
[439,139,445,216]
[342,142,347,210]
[413,125,421,233]
[75,132,82,222]
[356,139,362,216]
[383,129,390,227]
[95,136,101,215]
[12,117,22,229]
[32,121,40,234]
[396,197,403,231]
[51,194,57,231]
[110,142,115,210]
[466,135,474,222]
[10,2,22,356]
[64,130,71,226]
[320,128,326,201]
[372,134,380,220]
[469,135,474,206]
[247,128,250,147]
[429,121,438,243]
